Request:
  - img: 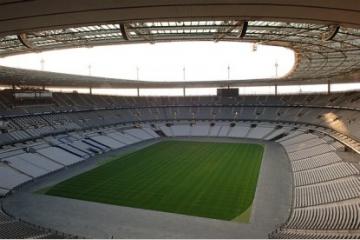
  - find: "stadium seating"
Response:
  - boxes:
[228,125,251,138]
[270,132,360,239]
[247,125,275,139]
[190,123,210,137]
[0,92,360,238]
[0,209,75,238]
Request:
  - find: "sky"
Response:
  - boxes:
[0,41,295,81]
[0,42,357,96]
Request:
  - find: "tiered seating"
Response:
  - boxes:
[0,210,13,223]
[2,92,360,143]
[0,209,70,238]
[0,133,14,146]
[295,177,360,207]
[285,138,327,153]
[0,121,29,144]
[331,140,346,151]
[208,124,221,137]
[82,138,111,153]
[124,128,155,140]
[17,153,63,172]
[288,144,335,160]
[49,137,91,159]
[37,147,84,165]
[108,131,140,144]
[170,125,191,136]
[2,91,360,138]
[291,152,342,172]
[287,202,360,230]
[275,130,303,143]
[218,125,230,137]
[42,113,81,131]
[190,124,210,136]
[0,92,360,238]
[8,130,29,142]
[63,139,98,155]
[273,229,360,239]
[142,128,160,138]
[89,134,125,149]
[0,187,8,196]
[0,123,164,198]
[293,162,358,186]
[247,126,274,139]
[159,125,173,137]
[3,156,48,177]
[280,133,318,146]
[228,125,250,138]
[0,222,46,239]
[272,132,360,238]
[58,132,108,154]
[0,165,31,194]
[13,116,54,137]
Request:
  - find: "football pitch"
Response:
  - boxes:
[45,140,264,221]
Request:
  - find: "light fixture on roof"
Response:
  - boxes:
[275,60,279,78]
[182,66,186,81]
[227,65,231,80]
[88,64,92,76]
[252,43,258,52]
[40,58,45,71]
[136,66,140,80]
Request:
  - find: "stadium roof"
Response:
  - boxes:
[0,1,360,87]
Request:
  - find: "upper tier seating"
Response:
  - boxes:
[0,91,360,142]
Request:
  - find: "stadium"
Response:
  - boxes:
[0,1,359,239]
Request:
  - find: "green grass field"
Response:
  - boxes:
[45,140,264,221]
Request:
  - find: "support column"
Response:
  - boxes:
[327,80,331,94]
[42,85,45,91]
[137,88,140,97]
[183,87,186,97]
[275,84,278,96]
[89,87,92,95]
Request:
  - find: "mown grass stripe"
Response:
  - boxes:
[45,140,263,221]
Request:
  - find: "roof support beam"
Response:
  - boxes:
[129,23,155,43]
[1,1,360,36]
[17,33,33,49]
[322,25,340,41]
[239,21,248,38]
[214,20,248,42]
[120,23,129,40]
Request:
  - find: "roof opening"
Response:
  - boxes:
[0,41,295,81]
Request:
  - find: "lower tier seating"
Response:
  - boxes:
[0,209,69,239]
[0,119,359,239]
[271,132,360,238]
[0,126,160,196]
